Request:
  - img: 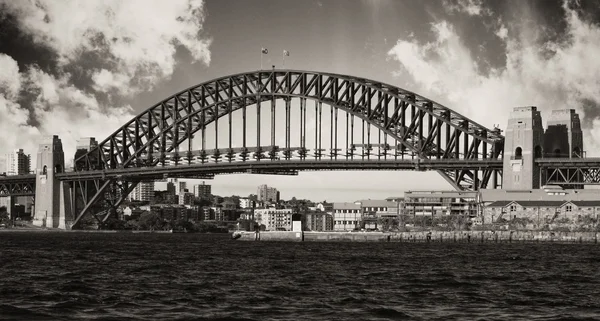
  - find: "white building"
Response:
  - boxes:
[2,149,31,175]
[332,202,361,231]
[129,181,155,202]
[254,208,293,231]
[239,198,255,209]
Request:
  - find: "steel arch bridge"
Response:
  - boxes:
[68,70,505,228]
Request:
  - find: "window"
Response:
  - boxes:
[514,147,522,159]
[566,205,572,212]
[509,205,517,212]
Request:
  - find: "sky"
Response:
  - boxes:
[2,0,600,202]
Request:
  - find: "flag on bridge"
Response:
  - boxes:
[261,48,268,54]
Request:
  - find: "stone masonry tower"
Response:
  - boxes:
[503,107,544,190]
[543,109,583,158]
[32,135,65,228]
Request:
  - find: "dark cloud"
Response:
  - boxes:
[61,32,118,95]
[580,98,600,129]
[0,7,59,75]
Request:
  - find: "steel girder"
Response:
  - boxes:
[74,70,504,186]
[537,158,600,186]
[0,175,36,197]
[70,179,139,228]
[60,159,504,181]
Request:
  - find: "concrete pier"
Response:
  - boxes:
[235,230,599,243]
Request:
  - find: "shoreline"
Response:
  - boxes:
[2,228,598,243]
[235,230,600,243]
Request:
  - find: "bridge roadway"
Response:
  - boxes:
[3,157,600,197]
[535,158,600,168]
[58,158,504,180]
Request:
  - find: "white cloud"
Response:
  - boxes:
[0,54,21,99]
[388,3,600,155]
[495,24,508,40]
[0,0,211,168]
[3,0,211,96]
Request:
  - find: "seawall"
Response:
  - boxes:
[235,230,600,243]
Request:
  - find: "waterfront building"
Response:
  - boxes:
[403,191,478,218]
[129,181,155,202]
[193,182,211,199]
[305,212,334,231]
[257,184,280,203]
[332,202,361,231]
[254,208,293,231]
[201,206,212,221]
[480,187,600,229]
[356,199,400,230]
[210,206,224,221]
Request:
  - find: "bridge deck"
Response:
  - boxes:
[5,158,600,184]
[58,159,504,180]
[536,158,600,168]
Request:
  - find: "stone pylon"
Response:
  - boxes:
[32,135,68,228]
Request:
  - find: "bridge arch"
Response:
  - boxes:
[74,70,504,190]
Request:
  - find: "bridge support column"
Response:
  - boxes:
[0,196,15,220]
[58,181,73,229]
[32,135,66,228]
[502,107,544,190]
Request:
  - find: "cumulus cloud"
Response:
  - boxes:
[388,1,600,155]
[0,0,211,168]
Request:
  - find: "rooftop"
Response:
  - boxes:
[480,188,600,202]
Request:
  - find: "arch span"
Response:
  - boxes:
[74,70,504,190]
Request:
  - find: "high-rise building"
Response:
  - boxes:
[168,178,187,196]
[257,184,279,203]
[129,181,155,202]
[179,192,195,206]
[193,182,212,199]
[3,149,31,175]
[0,157,6,175]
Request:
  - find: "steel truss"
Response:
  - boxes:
[71,70,505,227]
[0,175,36,197]
[538,158,600,186]
[70,179,139,228]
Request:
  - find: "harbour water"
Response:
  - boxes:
[1,232,599,320]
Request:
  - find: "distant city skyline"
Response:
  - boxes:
[2,0,600,201]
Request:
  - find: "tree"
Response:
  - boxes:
[138,211,163,231]
[194,197,212,207]
[0,206,10,226]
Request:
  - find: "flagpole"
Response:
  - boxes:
[261,49,263,70]
[282,51,285,68]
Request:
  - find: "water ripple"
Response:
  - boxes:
[1,232,600,320]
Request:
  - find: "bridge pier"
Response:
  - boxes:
[32,135,68,229]
[502,107,544,190]
[0,196,15,220]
